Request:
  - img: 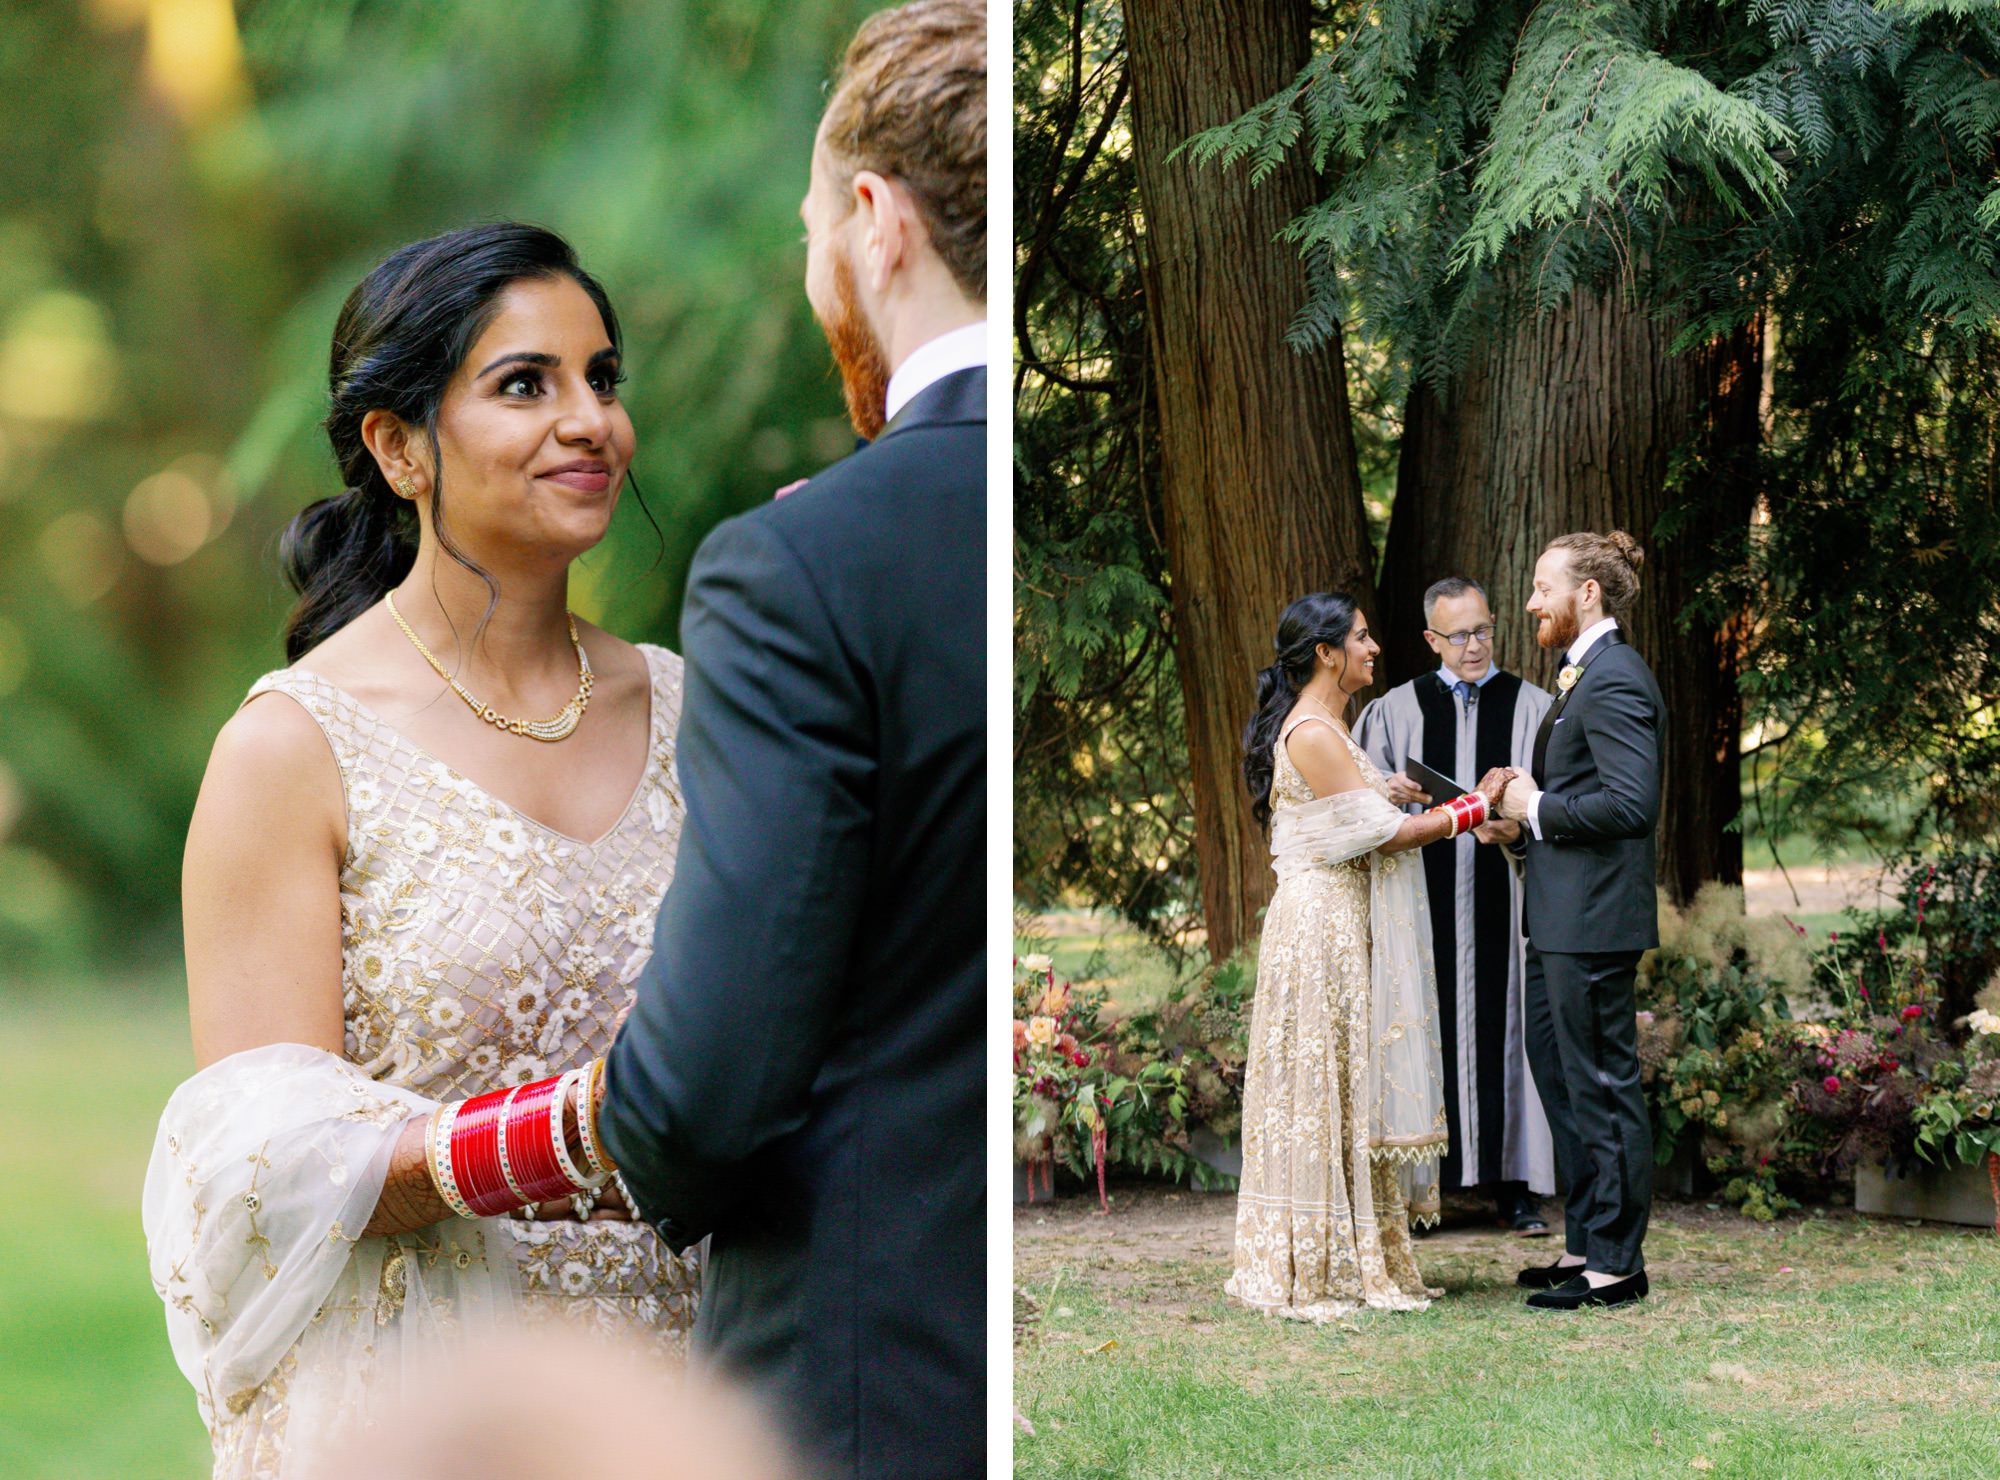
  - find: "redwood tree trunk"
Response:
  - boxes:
[1378,281,1762,901]
[1124,0,1377,962]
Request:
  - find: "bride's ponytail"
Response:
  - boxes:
[1241,592,1360,825]
[279,482,417,662]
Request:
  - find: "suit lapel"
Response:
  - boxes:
[1531,629,1628,782]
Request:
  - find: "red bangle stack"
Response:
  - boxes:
[431,1064,603,1217]
[1431,790,1488,838]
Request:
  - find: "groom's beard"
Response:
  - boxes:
[819,253,890,441]
[1537,594,1582,651]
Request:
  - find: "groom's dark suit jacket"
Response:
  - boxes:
[1519,633,1665,953]
[601,368,985,1480]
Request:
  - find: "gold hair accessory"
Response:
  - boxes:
[386,591,593,742]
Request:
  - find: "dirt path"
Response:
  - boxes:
[1741,861,1895,918]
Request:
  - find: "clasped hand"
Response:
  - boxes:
[1472,766,1529,841]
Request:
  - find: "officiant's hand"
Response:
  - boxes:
[1472,819,1521,845]
[1385,772,1432,808]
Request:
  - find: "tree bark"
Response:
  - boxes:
[1378,280,1762,901]
[1123,0,1377,963]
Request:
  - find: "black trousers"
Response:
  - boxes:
[1522,945,1652,1273]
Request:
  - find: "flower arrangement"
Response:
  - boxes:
[1910,1000,2000,1231]
[1635,885,1802,1217]
[1011,954,1195,1210]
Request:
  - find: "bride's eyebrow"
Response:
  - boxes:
[477,351,558,379]
[474,347,619,380]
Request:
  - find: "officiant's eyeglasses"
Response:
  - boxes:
[1426,623,1497,647]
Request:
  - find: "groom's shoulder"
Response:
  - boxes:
[731,422,980,542]
[693,428,979,588]
[1592,641,1664,703]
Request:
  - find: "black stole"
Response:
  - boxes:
[1415,669,1522,1187]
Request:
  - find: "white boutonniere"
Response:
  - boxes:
[1557,664,1582,692]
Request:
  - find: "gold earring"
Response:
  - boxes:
[395,476,419,500]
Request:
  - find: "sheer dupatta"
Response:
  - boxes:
[142,1042,520,1472]
[1270,786,1449,1226]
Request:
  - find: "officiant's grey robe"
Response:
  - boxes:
[1356,668,1556,1195]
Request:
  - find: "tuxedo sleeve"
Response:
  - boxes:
[1535,665,1661,844]
[599,514,871,1252]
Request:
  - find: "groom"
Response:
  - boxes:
[1481,530,1663,1311]
[599,4,986,1477]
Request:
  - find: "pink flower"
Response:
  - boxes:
[1823,1075,1842,1093]
[1073,1051,1090,1068]
[1901,1005,1924,1021]
[1877,929,1889,952]
[1830,931,1839,942]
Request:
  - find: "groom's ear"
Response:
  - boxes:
[851,169,914,295]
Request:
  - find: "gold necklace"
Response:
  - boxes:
[1300,691,1349,733]
[385,592,594,742]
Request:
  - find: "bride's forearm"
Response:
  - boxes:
[1380,809,1457,855]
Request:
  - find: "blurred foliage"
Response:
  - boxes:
[0,0,874,974]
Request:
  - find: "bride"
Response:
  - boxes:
[1226,592,1499,1322]
[143,222,699,1476]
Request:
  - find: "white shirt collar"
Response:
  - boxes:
[884,322,987,425]
[1437,663,1498,690]
[1567,616,1620,666]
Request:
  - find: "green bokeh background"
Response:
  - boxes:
[0,2,874,1472]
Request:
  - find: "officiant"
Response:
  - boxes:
[1356,576,1557,1234]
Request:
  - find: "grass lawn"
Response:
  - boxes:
[0,982,211,1479]
[1015,1184,2000,1479]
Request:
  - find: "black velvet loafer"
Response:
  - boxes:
[1525,1270,1649,1310]
[1515,1256,1586,1290]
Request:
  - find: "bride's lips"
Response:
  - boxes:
[538,459,613,493]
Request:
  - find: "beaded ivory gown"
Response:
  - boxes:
[143,644,699,1478]
[1225,713,1443,1322]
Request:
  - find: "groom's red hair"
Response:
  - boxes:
[821,0,986,300]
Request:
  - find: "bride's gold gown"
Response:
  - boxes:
[1225,717,1436,1321]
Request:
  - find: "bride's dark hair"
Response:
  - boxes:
[1241,591,1360,826]
[280,222,631,662]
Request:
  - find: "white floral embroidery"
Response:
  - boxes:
[647,789,673,833]
[403,819,439,855]
[484,817,529,861]
[349,776,385,814]
[425,999,465,1033]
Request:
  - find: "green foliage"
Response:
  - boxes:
[1455,1,1791,271]
[1013,0,1199,947]
[0,2,870,973]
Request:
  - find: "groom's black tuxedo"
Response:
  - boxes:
[601,368,985,1480]
[1516,627,1663,1276]
[1519,632,1664,954]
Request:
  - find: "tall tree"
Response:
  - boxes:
[1122,0,1377,961]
